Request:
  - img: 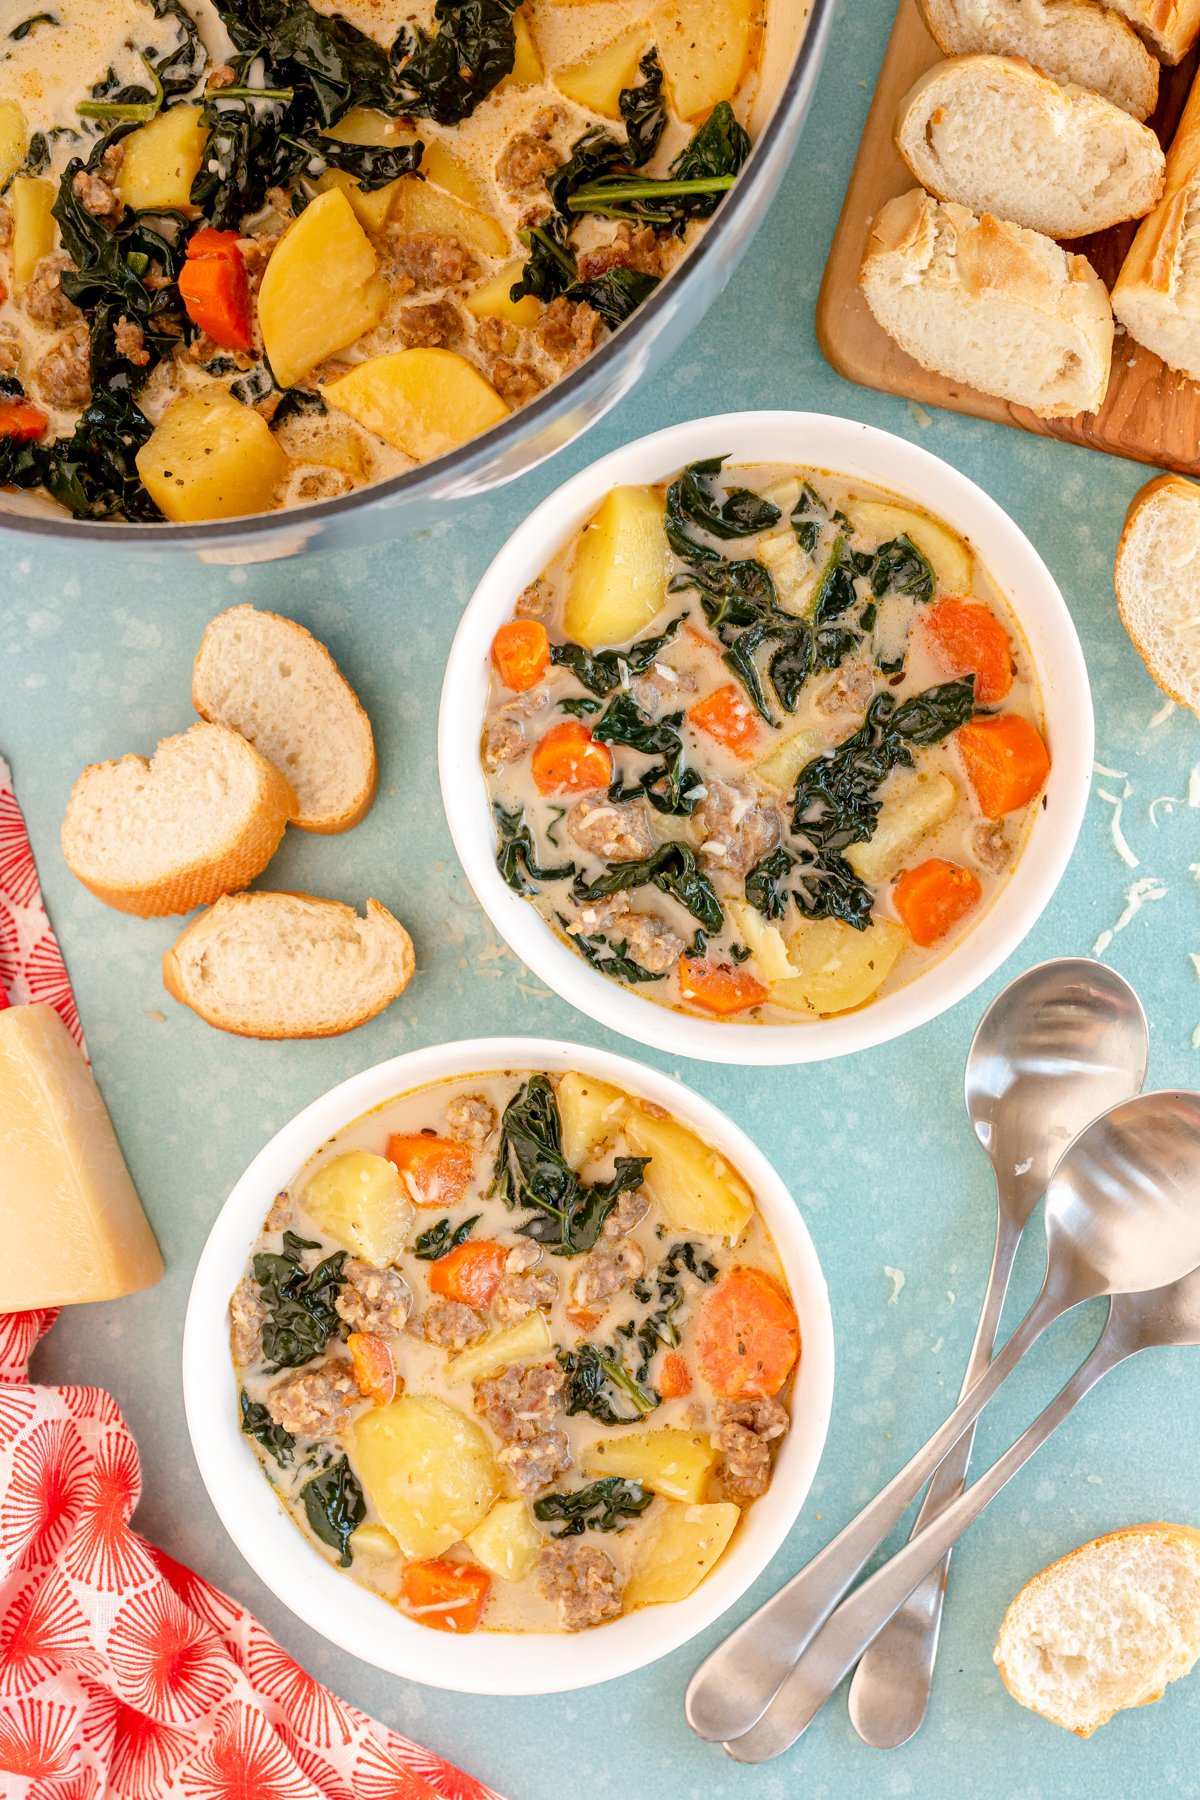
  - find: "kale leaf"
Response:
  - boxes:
[252,1230,347,1370]
[567,922,667,984]
[534,1477,653,1537]
[788,680,976,927]
[564,102,751,229]
[550,614,684,697]
[413,1214,481,1261]
[0,389,161,522]
[491,1075,648,1256]
[567,266,659,326]
[669,455,781,540]
[616,1239,717,1381]
[10,12,57,40]
[869,533,934,603]
[78,0,206,120]
[302,1455,365,1566]
[387,0,520,124]
[745,846,796,920]
[557,1342,659,1424]
[591,692,701,816]
[239,1390,295,1467]
[619,48,667,165]
[573,840,723,934]
[493,802,576,896]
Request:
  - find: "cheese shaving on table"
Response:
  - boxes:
[1149,766,1200,827]
[1149,698,1177,728]
[1096,787,1139,868]
[1092,876,1168,955]
[883,1266,905,1304]
[1093,760,1128,779]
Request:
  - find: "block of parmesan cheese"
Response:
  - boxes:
[0,1003,163,1309]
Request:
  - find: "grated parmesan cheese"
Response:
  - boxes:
[883,1266,905,1304]
[1092,876,1168,956]
[1096,788,1139,869]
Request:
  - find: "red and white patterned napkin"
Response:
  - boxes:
[0,763,505,1800]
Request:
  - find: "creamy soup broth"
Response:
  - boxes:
[230,1068,799,1634]
[481,460,1050,1024]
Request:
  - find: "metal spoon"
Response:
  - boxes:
[685,1089,1200,1748]
[725,1252,1200,1762]
[849,958,1148,1748]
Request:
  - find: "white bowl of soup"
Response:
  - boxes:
[439,411,1094,1065]
[183,1037,834,1694]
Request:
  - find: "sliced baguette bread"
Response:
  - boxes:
[1112,70,1200,378]
[1101,0,1200,62]
[918,0,1159,120]
[995,1524,1200,1736]
[163,892,415,1038]
[62,722,297,917]
[193,604,377,834]
[896,56,1165,238]
[1114,473,1200,715]
[860,189,1114,418]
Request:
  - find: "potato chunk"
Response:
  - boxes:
[563,486,670,649]
[625,1500,741,1607]
[754,725,823,793]
[851,500,973,594]
[315,167,401,235]
[623,1105,754,1240]
[465,259,542,330]
[774,918,908,1015]
[583,1428,717,1503]
[0,104,26,191]
[556,1072,628,1169]
[257,187,389,390]
[323,349,510,463]
[447,1308,553,1385]
[466,1497,541,1580]
[348,1395,498,1559]
[302,1150,414,1265]
[423,141,487,209]
[389,176,509,258]
[10,176,56,289]
[509,7,544,83]
[845,769,959,885]
[726,900,794,983]
[554,27,649,117]
[135,391,288,523]
[117,105,207,211]
[650,0,757,119]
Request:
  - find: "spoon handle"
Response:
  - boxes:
[848,1206,1024,1747]
[684,1282,1061,1746]
[722,1326,1131,1765]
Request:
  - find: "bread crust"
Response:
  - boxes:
[1115,471,1200,712]
[917,0,1159,118]
[192,604,378,834]
[62,725,297,918]
[162,892,415,1038]
[995,1523,1200,1735]
[1108,0,1200,60]
[895,54,1165,237]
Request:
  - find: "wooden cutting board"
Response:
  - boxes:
[817,0,1200,471]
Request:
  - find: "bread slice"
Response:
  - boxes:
[860,189,1114,418]
[1114,473,1200,715]
[1100,0,1200,62]
[896,56,1165,238]
[62,723,297,917]
[995,1524,1200,1736]
[1112,70,1200,378]
[918,0,1159,120]
[193,604,377,834]
[163,892,415,1038]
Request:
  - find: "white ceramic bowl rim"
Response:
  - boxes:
[439,410,1095,1066]
[182,1035,835,1696]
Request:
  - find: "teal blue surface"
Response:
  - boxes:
[5,4,1200,1794]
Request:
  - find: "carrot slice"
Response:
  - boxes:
[0,398,48,443]
[188,227,245,259]
[347,1332,397,1407]
[386,1134,475,1207]
[179,247,252,352]
[893,858,982,948]
[923,597,1014,705]
[696,1268,800,1399]
[492,619,550,692]
[398,1558,491,1633]
[658,1350,692,1399]
[530,720,614,795]
[687,683,760,758]
[678,955,769,1016]
[429,1240,508,1307]
[956,714,1050,818]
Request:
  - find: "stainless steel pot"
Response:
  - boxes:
[0,0,834,561]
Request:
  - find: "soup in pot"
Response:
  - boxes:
[0,0,766,522]
[230,1068,801,1633]
[480,458,1051,1023]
